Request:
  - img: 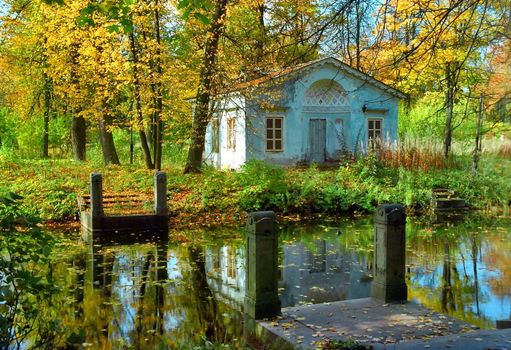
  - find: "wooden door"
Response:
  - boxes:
[309,119,326,163]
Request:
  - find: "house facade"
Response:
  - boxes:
[203,57,407,169]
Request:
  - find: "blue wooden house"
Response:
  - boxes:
[203,56,407,169]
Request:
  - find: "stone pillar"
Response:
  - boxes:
[244,211,281,319]
[90,173,103,218]
[371,204,408,302]
[154,171,168,216]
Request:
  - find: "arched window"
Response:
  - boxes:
[303,80,349,112]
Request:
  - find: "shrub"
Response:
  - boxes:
[234,160,296,211]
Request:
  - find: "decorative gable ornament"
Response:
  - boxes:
[303,80,350,113]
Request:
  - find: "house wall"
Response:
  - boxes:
[203,94,246,169]
[246,63,400,165]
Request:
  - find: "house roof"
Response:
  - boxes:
[231,56,408,100]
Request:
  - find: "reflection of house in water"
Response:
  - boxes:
[205,246,246,309]
[204,239,373,308]
[279,240,372,307]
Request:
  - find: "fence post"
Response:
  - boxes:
[154,171,168,216]
[90,173,103,218]
[244,211,281,319]
[372,204,408,302]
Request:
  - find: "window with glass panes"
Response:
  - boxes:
[266,117,283,152]
[227,247,236,278]
[211,119,219,153]
[227,118,236,150]
[368,118,382,149]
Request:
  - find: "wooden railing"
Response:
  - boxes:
[77,193,155,215]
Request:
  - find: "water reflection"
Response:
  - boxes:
[32,214,511,348]
[278,237,373,306]
[407,217,511,329]
[205,246,245,309]
[67,234,247,349]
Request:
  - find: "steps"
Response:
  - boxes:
[431,188,468,212]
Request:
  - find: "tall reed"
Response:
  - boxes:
[370,137,448,170]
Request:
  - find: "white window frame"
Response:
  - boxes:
[367,117,383,150]
[265,116,284,152]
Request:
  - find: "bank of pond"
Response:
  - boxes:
[2,213,511,349]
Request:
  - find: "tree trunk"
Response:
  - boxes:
[140,30,157,155]
[253,2,266,69]
[153,0,164,171]
[443,63,454,159]
[71,116,86,161]
[128,26,154,169]
[70,44,86,162]
[130,127,134,165]
[471,236,480,315]
[150,98,157,154]
[154,244,168,333]
[472,93,483,175]
[345,10,352,66]
[42,75,51,158]
[355,0,361,70]
[184,0,228,173]
[155,116,163,170]
[188,246,219,341]
[98,113,120,165]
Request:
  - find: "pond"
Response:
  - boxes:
[7,213,511,348]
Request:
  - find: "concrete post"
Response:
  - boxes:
[371,204,407,302]
[154,171,168,216]
[244,211,281,319]
[90,173,103,218]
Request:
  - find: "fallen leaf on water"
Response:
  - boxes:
[281,322,295,329]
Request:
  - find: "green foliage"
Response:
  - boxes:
[399,93,498,146]
[178,0,214,24]
[10,173,81,221]
[48,115,71,153]
[0,108,72,160]
[233,156,510,214]
[0,108,18,153]
[199,167,239,210]
[0,156,509,224]
[315,338,370,350]
[235,161,296,212]
[399,94,445,140]
[177,335,251,350]
[0,191,65,349]
[75,0,135,32]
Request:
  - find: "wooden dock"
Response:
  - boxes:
[78,172,169,234]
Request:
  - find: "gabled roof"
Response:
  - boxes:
[232,56,408,100]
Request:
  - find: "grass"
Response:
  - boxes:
[0,153,509,228]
